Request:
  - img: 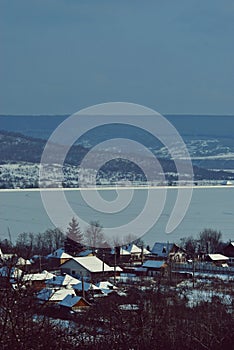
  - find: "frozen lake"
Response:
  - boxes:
[0,186,233,247]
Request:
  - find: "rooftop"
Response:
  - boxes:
[71,256,118,273]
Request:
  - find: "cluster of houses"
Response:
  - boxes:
[0,241,234,313]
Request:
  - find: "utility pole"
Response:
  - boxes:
[7,227,12,245]
[192,253,195,288]
[102,251,105,278]
[81,274,85,299]
[114,248,117,285]
[141,244,144,265]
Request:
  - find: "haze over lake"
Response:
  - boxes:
[1,186,233,247]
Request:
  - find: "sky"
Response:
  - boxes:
[1,0,234,115]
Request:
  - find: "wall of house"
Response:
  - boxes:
[60,260,90,279]
[74,299,89,309]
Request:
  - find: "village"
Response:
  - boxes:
[0,220,233,348]
[0,227,233,311]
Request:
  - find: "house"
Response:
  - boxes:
[60,256,122,281]
[47,248,73,267]
[121,244,151,263]
[206,254,229,267]
[59,294,90,310]
[223,242,234,265]
[0,250,17,263]
[151,242,185,262]
[23,270,55,291]
[16,257,32,271]
[37,287,76,303]
[0,266,23,280]
[142,260,166,277]
[73,281,104,300]
[46,274,81,288]
[96,280,118,295]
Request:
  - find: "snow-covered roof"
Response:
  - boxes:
[71,256,114,273]
[73,281,100,292]
[110,247,131,255]
[16,257,31,266]
[142,260,165,269]
[125,244,142,254]
[23,270,55,282]
[208,254,229,261]
[47,248,73,260]
[96,280,117,290]
[46,274,81,286]
[37,288,75,302]
[0,266,23,278]
[59,294,88,308]
[120,247,131,255]
[151,242,175,257]
[123,244,151,255]
[0,253,15,261]
[143,247,151,255]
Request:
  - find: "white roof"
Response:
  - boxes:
[47,248,73,260]
[59,294,87,308]
[96,280,117,290]
[120,247,131,256]
[143,247,151,255]
[16,257,31,266]
[46,274,81,286]
[110,247,130,255]
[23,270,55,282]
[208,254,229,261]
[73,281,100,291]
[71,256,114,273]
[37,288,75,302]
[125,244,142,254]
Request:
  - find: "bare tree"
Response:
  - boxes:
[85,221,104,249]
[180,236,198,258]
[198,228,222,254]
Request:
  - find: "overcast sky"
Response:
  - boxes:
[1,0,234,115]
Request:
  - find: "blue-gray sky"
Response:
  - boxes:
[1,0,234,115]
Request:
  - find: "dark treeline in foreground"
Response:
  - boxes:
[0,274,233,350]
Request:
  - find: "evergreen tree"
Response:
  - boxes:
[64,217,84,255]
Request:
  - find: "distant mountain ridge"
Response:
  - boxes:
[0,113,234,189]
[0,129,234,189]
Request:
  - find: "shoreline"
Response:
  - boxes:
[0,185,234,192]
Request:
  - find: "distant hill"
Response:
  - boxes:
[0,114,234,171]
[0,129,234,188]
